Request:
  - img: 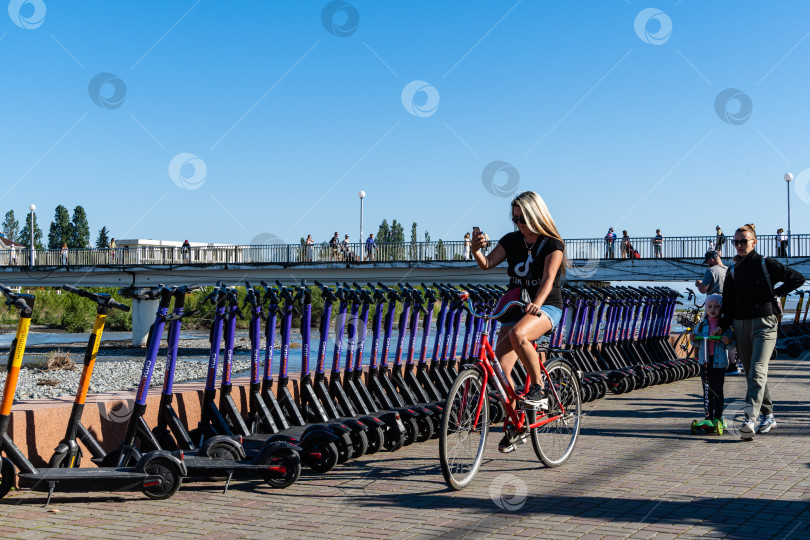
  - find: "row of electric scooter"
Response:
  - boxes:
[552,285,701,404]
[0,280,697,504]
[0,281,534,504]
[776,290,810,358]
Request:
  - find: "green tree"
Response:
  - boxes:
[424,230,431,243]
[436,239,447,260]
[377,219,390,243]
[2,210,20,242]
[95,226,110,248]
[410,222,418,259]
[70,206,90,248]
[390,220,405,243]
[21,211,44,249]
[48,205,71,249]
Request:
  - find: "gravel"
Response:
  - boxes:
[2,337,258,401]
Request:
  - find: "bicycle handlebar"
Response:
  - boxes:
[458,291,540,320]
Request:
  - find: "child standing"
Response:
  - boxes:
[691,294,735,433]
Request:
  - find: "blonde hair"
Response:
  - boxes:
[511,191,568,272]
[736,223,756,239]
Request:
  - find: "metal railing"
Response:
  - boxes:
[0,234,806,267]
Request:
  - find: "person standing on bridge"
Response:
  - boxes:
[61,243,68,266]
[604,227,616,259]
[715,226,725,256]
[715,224,805,439]
[777,228,788,257]
[653,229,663,258]
[620,230,631,259]
[329,232,339,261]
[471,190,566,453]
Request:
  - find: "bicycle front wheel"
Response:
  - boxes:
[439,368,489,490]
[673,330,694,359]
[530,359,581,467]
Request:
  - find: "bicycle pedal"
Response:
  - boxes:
[516,433,529,445]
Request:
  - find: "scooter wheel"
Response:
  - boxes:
[142,456,183,500]
[382,424,405,452]
[607,371,625,394]
[204,441,240,461]
[363,424,384,455]
[690,420,698,434]
[261,447,302,489]
[581,381,593,403]
[415,415,434,443]
[302,437,339,473]
[402,416,419,446]
[334,434,353,464]
[787,341,803,358]
[489,396,506,424]
[715,421,724,436]
[48,447,83,469]
[348,428,369,458]
[0,457,15,499]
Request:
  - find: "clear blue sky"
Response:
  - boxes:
[1,1,809,246]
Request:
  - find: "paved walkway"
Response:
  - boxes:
[1,352,809,539]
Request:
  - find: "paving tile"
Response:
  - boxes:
[1,356,809,538]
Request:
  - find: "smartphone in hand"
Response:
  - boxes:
[472,226,481,237]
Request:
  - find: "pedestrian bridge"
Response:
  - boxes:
[0,233,808,287]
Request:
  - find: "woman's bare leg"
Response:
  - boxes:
[509,313,552,386]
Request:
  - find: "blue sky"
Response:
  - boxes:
[1,1,809,247]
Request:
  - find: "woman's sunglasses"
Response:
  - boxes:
[733,239,753,246]
[511,215,526,225]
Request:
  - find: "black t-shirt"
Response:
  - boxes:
[498,231,564,309]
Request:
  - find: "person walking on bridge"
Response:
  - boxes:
[715,224,805,439]
[365,233,375,261]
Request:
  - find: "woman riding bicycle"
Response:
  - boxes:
[471,191,566,450]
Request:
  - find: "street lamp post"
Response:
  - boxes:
[29,204,36,265]
[785,172,793,257]
[358,190,366,245]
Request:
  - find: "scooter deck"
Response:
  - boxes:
[18,468,163,492]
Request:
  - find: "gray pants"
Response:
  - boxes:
[734,316,778,418]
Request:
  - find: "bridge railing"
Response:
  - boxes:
[2,234,807,267]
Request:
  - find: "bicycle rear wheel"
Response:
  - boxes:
[530,359,581,467]
[439,368,489,490]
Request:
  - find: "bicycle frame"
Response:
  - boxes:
[462,299,566,434]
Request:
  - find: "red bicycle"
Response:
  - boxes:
[439,292,582,490]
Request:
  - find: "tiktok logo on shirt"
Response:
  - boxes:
[514,253,533,277]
